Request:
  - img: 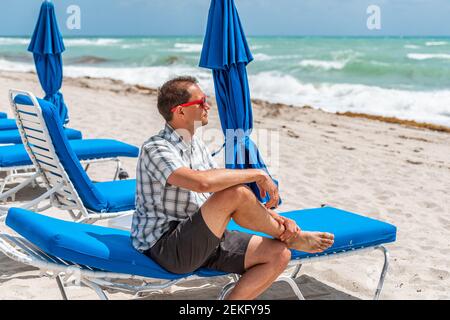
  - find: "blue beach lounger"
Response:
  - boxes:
[0,206,396,300]
[0,118,19,131]
[0,119,80,133]
[0,127,81,144]
[0,90,136,223]
[0,138,138,201]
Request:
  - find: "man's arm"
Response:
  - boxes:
[167,167,264,193]
[167,167,280,209]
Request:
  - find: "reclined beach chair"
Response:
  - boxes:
[0,127,81,145]
[0,90,136,223]
[0,93,138,200]
[0,92,139,199]
[0,118,77,132]
[0,118,19,131]
[0,138,138,201]
[0,206,396,300]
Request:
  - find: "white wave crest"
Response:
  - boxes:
[121,44,146,49]
[253,53,273,61]
[65,38,122,46]
[248,72,450,126]
[63,64,214,94]
[407,53,450,61]
[425,41,447,46]
[299,59,347,70]
[0,38,29,45]
[172,43,202,52]
[404,45,420,49]
[0,59,34,73]
[250,45,269,50]
[1,58,449,127]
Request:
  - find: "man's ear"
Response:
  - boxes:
[173,107,187,121]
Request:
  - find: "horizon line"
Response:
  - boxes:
[1,34,450,38]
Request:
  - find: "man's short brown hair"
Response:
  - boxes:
[157,76,199,121]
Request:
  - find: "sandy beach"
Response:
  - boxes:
[0,69,449,300]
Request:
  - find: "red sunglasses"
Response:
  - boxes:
[170,96,208,113]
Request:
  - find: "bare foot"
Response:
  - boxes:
[285,231,335,253]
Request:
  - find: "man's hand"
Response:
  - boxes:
[279,217,301,243]
[268,210,300,243]
[255,172,280,209]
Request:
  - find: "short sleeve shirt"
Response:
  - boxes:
[131,123,218,251]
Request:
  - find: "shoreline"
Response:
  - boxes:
[74,74,450,134]
[3,69,449,134]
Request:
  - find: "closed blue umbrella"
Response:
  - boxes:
[28,0,68,124]
[200,0,280,205]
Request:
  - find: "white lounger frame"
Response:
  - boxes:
[0,157,123,202]
[0,232,389,300]
[0,90,132,223]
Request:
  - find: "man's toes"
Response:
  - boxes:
[321,232,334,240]
[320,237,333,244]
[320,243,332,250]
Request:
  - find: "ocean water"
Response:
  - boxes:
[1,36,450,126]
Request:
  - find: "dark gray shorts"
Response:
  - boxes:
[145,209,253,275]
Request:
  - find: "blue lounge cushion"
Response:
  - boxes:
[0,112,6,119]
[0,139,139,168]
[6,206,396,279]
[0,127,81,144]
[0,119,17,131]
[6,208,224,280]
[94,179,136,212]
[228,206,397,259]
[13,94,131,214]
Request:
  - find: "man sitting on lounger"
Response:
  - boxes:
[131,76,335,300]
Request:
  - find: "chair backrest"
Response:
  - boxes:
[8,90,109,214]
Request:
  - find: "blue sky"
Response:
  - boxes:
[0,0,449,36]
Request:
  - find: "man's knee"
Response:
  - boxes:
[269,242,291,270]
[220,184,254,203]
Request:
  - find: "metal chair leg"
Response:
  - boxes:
[277,276,306,300]
[56,275,68,300]
[81,279,109,300]
[218,281,237,300]
[113,160,122,181]
[290,264,302,279]
[374,246,389,300]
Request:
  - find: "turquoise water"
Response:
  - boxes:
[1,36,450,125]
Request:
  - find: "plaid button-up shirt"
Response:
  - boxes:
[131,123,218,252]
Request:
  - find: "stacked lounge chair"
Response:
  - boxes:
[0,90,137,223]
[0,92,139,203]
[0,106,137,201]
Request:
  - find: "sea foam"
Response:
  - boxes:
[65,39,122,46]
[172,43,203,53]
[299,59,347,70]
[248,72,450,126]
[1,49,449,127]
[0,38,29,45]
[407,53,450,61]
[425,41,447,46]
